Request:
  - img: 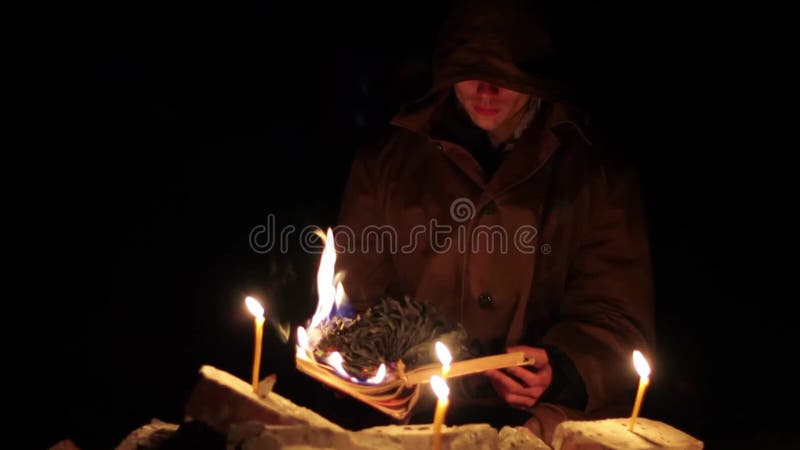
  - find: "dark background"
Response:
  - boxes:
[9,1,795,449]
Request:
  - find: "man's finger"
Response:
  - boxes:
[484,369,503,379]
[493,373,546,398]
[495,390,538,409]
[507,345,549,370]
[485,367,524,393]
[505,366,543,387]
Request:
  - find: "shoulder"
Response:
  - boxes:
[549,102,638,176]
[546,101,595,150]
[544,103,643,201]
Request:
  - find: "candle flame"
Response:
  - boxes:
[327,351,350,378]
[633,350,651,378]
[430,375,449,400]
[245,296,264,318]
[366,363,387,384]
[435,341,452,368]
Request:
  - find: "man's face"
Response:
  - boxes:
[454,80,531,132]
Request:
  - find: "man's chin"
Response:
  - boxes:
[473,119,500,131]
[464,110,504,131]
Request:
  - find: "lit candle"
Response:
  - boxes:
[628,350,651,431]
[430,375,450,450]
[435,341,452,378]
[245,296,266,393]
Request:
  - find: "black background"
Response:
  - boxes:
[9,1,795,449]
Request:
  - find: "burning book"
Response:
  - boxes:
[294,229,534,420]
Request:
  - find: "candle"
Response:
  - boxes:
[245,296,266,393]
[628,350,651,431]
[435,341,452,378]
[430,375,450,450]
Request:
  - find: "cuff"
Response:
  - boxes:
[539,344,588,412]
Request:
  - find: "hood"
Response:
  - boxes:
[430,0,569,100]
[391,0,581,137]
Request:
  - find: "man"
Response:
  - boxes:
[334,0,655,443]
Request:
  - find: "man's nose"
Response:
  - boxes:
[477,82,499,96]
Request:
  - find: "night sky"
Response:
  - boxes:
[10,2,795,449]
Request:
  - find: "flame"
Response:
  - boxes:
[435,341,452,369]
[299,227,366,380]
[430,375,449,400]
[245,296,264,318]
[335,282,347,309]
[296,326,309,357]
[633,350,651,378]
[327,351,350,378]
[309,228,337,332]
[366,363,386,384]
[297,326,309,349]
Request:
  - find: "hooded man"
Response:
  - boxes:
[334,0,655,443]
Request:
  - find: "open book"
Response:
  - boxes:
[295,352,534,420]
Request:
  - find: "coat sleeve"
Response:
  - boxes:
[539,161,656,413]
[334,146,402,314]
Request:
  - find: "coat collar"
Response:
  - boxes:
[389,94,591,198]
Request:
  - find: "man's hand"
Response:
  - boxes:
[484,346,552,410]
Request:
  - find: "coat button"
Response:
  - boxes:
[480,201,497,215]
[478,292,494,309]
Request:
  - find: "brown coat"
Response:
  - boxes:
[334,0,655,421]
